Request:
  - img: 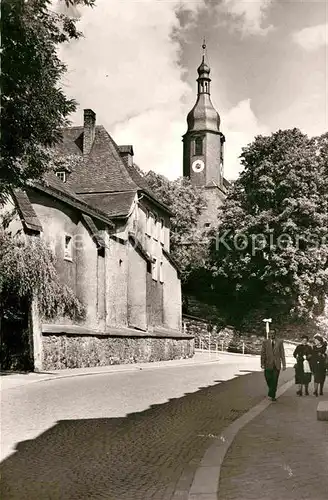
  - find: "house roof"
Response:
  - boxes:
[80,191,136,218]
[54,124,172,217]
[223,177,231,189]
[33,171,115,227]
[12,189,42,232]
[81,214,106,249]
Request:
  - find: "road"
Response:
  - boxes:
[0,354,293,499]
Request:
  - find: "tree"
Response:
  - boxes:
[0,0,94,198]
[144,171,208,282]
[0,228,85,323]
[209,129,328,327]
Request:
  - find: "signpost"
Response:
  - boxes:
[263,318,272,339]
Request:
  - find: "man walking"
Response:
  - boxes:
[261,329,286,401]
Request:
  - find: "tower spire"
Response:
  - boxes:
[197,39,211,95]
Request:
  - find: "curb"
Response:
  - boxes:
[186,377,295,499]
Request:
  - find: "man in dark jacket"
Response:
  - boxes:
[261,329,286,401]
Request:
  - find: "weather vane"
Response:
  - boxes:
[202,37,206,53]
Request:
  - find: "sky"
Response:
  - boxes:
[58,0,327,181]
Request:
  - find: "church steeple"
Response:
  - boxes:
[197,40,211,95]
[183,41,225,194]
[186,42,221,134]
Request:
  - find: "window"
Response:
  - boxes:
[195,137,203,156]
[56,171,66,183]
[152,257,158,281]
[153,217,159,241]
[146,210,155,237]
[160,218,165,244]
[159,261,164,283]
[64,235,73,260]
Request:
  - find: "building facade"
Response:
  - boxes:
[4,110,193,371]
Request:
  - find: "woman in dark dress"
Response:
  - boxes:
[312,334,327,396]
[293,335,313,396]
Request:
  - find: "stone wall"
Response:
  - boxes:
[42,334,194,370]
[182,315,234,350]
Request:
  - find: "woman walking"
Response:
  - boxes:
[312,334,327,396]
[293,335,312,396]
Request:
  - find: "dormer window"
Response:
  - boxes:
[56,171,67,183]
[54,163,72,183]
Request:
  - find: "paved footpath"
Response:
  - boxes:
[219,385,328,500]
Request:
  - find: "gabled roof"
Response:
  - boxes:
[81,214,106,249]
[12,189,42,232]
[80,191,136,218]
[32,171,114,227]
[54,124,172,217]
[223,177,232,189]
[59,126,137,194]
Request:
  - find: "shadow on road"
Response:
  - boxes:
[0,369,293,500]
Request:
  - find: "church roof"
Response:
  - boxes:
[185,42,221,134]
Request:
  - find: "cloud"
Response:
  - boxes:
[293,23,328,51]
[58,0,206,180]
[222,99,269,180]
[218,0,274,36]
[57,0,267,182]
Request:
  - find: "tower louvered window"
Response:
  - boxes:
[195,138,203,156]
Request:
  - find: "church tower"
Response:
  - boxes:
[183,42,228,228]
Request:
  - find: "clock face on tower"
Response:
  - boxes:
[192,159,205,173]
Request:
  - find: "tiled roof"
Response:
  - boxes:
[124,162,173,216]
[33,171,114,226]
[60,126,138,194]
[54,124,172,216]
[80,191,136,218]
[81,214,106,249]
[12,189,42,232]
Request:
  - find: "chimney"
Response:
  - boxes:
[118,145,134,167]
[83,109,96,155]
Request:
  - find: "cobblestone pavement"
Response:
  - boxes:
[0,360,292,500]
[219,385,328,500]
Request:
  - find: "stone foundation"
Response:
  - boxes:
[41,334,194,370]
[183,314,234,350]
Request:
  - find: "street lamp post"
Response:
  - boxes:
[263,318,272,339]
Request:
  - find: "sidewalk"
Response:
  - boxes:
[0,350,263,392]
[218,385,328,500]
